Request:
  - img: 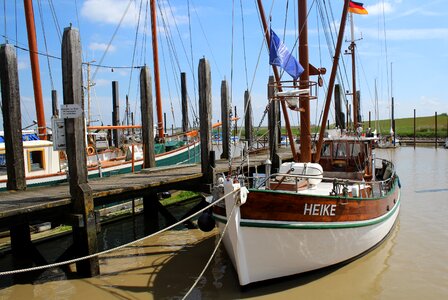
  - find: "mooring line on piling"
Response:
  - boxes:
[0,188,240,276]
[182,196,238,300]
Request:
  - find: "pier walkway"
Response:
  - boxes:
[0,148,293,230]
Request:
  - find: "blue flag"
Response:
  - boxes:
[269,29,304,80]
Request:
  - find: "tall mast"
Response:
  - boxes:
[150,0,164,140]
[24,0,46,139]
[256,0,299,162]
[314,0,350,162]
[350,13,358,129]
[298,0,311,162]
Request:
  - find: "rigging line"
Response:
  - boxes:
[126,0,144,99]
[186,0,198,109]
[165,0,195,76]
[381,0,390,105]
[319,0,349,114]
[322,0,350,97]
[14,0,17,54]
[190,0,223,79]
[141,0,149,66]
[48,0,62,43]
[356,46,374,116]
[3,0,6,43]
[73,0,86,63]
[37,0,55,91]
[230,0,235,127]
[91,0,133,82]
[159,1,197,121]
[182,199,239,300]
[159,31,176,128]
[239,0,249,91]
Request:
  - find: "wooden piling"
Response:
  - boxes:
[181,72,189,133]
[143,192,159,234]
[112,81,120,148]
[221,79,230,159]
[435,111,438,149]
[0,44,26,191]
[52,90,59,117]
[140,67,156,168]
[198,58,214,184]
[244,90,253,148]
[62,26,99,277]
[268,76,280,171]
[413,109,416,149]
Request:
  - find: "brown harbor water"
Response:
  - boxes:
[0,146,447,299]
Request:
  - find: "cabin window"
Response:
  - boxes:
[321,143,331,157]
[28,150,45,171]
[333,142,346,158]
[349,143,361,157]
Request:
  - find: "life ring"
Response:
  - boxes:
[87,146,95,156]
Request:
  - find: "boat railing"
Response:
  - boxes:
[251,170,397,198]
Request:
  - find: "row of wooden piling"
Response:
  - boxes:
[0,26,283,278]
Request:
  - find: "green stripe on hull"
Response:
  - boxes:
[214,190,401,230]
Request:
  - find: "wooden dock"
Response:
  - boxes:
[0,148,293,230]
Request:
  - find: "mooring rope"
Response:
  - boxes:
[0,187,240,276]
[182,195,238,300]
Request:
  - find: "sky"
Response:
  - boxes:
[1,0,447,134]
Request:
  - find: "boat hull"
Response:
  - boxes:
[214,178,400,286]
[0,141,200,190]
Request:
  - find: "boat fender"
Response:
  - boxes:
[238,186,249,205]
[87,146,95,155]
[198,210,215,232]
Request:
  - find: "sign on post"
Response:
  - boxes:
[60,103,83,119]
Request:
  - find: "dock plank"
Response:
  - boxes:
[0,148,293,227]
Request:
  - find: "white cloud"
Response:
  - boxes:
[81,0,139,27]
[362,27,448,40]
[89,42,116,52]
[366,1,394,16]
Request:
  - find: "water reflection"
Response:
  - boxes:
[1,147,448,299]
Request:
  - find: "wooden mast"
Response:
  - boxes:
[24,0,46,140]
[314,0,350,162]
[298,0,311,162]
[150,0,164,140]
[350,13,358,129]
[256,0,299,162]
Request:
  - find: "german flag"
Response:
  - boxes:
[348,1,368,15]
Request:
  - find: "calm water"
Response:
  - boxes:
[0,146,447,299]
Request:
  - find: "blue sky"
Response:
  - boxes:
[1,0,447,133]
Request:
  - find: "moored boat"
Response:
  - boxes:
[210,0,401,286]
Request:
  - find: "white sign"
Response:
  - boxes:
[52,117,66,150]
[60,103,83,119]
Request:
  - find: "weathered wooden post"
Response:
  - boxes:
[435,111,438,149]
[267,76,280,171]
[52,90,59,117]
[140,67,156,168]
[112,81,120,148]
[198,58,213,184]
[221,79,230,159]
[0,44,32,275]
[244,90,253,148]
[0,44,26,191]
[334,84,345,129]
[62,26,99,277]
[413,109,416,149]
[181,72,189,134]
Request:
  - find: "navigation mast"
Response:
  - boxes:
[150,0,164,141]
[24,0,47,139]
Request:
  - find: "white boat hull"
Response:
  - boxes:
[216,182,400,286]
